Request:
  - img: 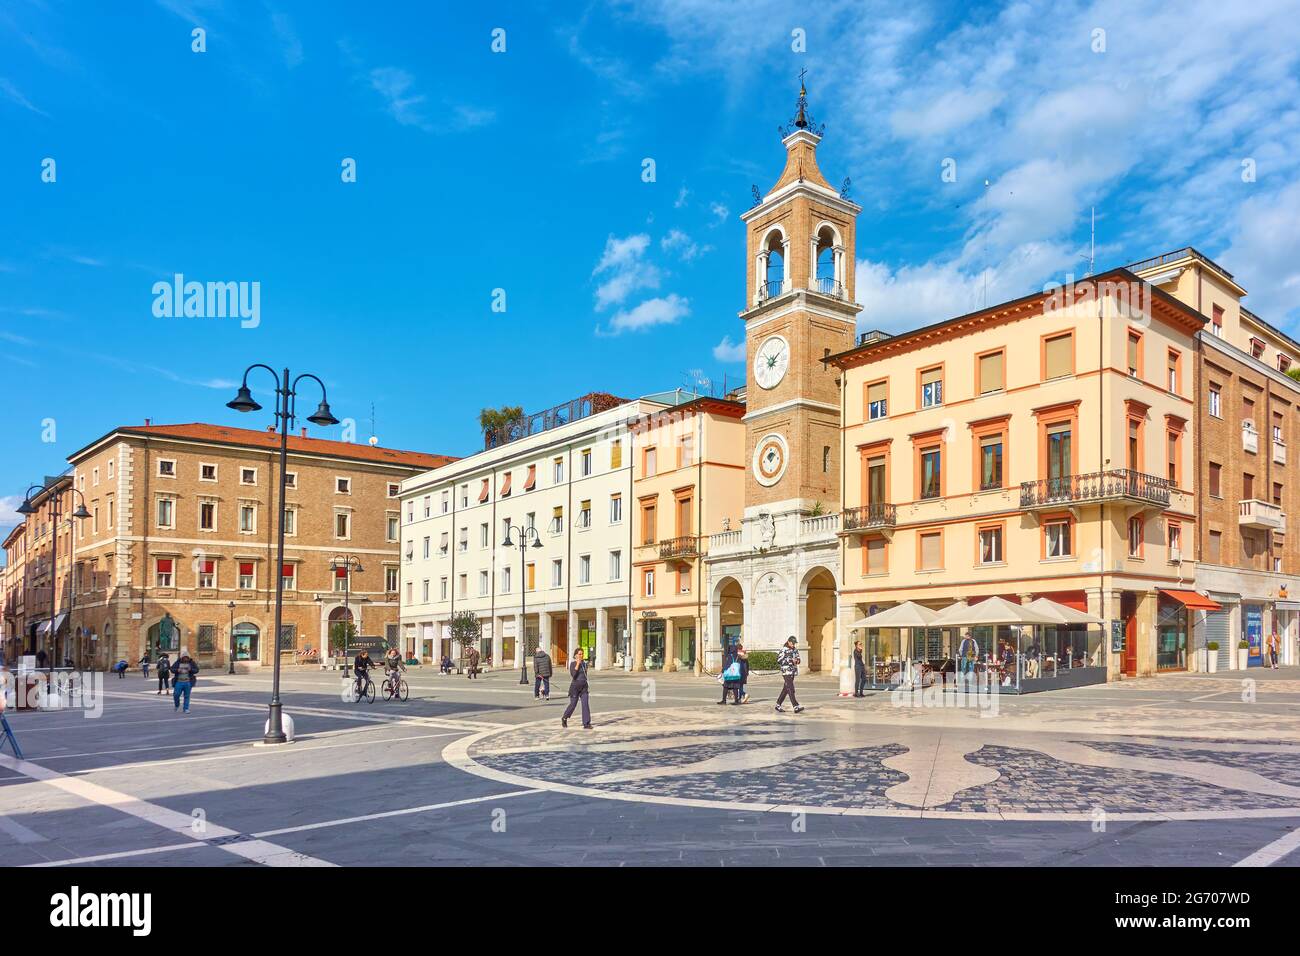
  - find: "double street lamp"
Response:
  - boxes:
[226,365,338,745]
[227,600,237,675]
[501,524,543,685]
[17,480,90,668]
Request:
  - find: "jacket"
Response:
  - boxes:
[853,648,866,673]
[777,646,800,676]
[534,651,553,678]
[171,659,199,684]
[568,659,589,695]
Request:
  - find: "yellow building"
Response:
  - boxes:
[829,269,1207,685]
[630,396,746,672]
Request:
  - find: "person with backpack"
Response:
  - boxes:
[775,636,803,713]
[170,655,199,714]
[718,642,741,705]
[155,652,171,695]
[533,644,553,700]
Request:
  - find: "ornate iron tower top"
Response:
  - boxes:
[779,69,824,139]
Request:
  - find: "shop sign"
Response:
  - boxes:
[1110,620,1125,653]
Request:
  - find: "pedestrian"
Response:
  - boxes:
[561,646,592,729]
[718,642,741,705]
[113,659,128,679]
[155,652,171,695]
[139,652,151,679]
[467,644,481,679]
[170,654,199,714]
[533,643,553,700]
[36,648,48,670]
[775,636,803,713]
[853,640,868,697]
[1268,630,1280,669]
[737,642,750,703]
[957,630,979,687]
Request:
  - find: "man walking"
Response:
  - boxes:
[467,644,481,679]
[853,640,868,697]
[775,636,803,713]
[561,646,592,729]
[533,643,553,700]
[156,652,171,695]
[170,654,199,714]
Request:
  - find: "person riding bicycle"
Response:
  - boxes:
[353,649,376,696]
[383,647,405,683]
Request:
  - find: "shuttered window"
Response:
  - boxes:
[610,440,622,469]
[867,381,888,420]
[865,537,886,574]
[978,351,1004,393]
[1044,334,1073,380]
[1127,333,1141,376]
[478,478,489,503]
[919,366,943,407]
[524,465,537,491]
[919,532,943,571]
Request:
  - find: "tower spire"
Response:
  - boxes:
[780,70,824,139]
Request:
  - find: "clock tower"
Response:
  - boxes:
[741,80,861,515]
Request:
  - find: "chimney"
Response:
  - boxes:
[144,418,151,426]
[267,425,275,433]
[300,428,308,438]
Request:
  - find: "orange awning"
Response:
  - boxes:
[1159,589,1222,611]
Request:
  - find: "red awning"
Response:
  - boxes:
[500,472,512,496]
[1159,589,1222,611]
[478,479,490,503]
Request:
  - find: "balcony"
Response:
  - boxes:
[1243,427,1259,454]
[1239,499,1286,532]
[659,535,702,560]
[812,277,846,300]
[757,278,787,303]
[842,503,898,532]
[1275,440,1287,465]
[800,512,841,537]
[1020,469,1171,511]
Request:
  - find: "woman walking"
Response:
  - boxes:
[138,652,151,679]
[561,646,592,729]
[155,652,171,695]
[171,654,199,714]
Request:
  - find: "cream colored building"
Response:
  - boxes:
[401,393,681,670]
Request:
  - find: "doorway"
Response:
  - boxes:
[553,617,568,666]
[1121,592,1138,676]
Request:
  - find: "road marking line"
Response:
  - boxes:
[28,843,210,867]
[0,751,335,867]
[252,788,544,838]
[1234,826,1300,867]
[0,809,47,844]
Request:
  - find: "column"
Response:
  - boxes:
[539,612,553,660]
[492,617,503,668]
[567,608,579,662]
[781,238,791,291]
[809,238,819,290]
[595,607,608,671]
[513,612,524,668]
[834,245,845,289]
[755,252,767,302]
[795,593,810,675]
[706,598,722,673]
[665,618,677,672]
[632,617,645,672]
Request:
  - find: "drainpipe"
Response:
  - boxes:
[695,407,704,675]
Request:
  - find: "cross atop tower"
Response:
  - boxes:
[780,72,823,138]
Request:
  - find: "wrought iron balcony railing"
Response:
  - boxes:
[842,502,897,532]
[1020,469,1171,510]
[659,535,702,560]
[813,277,845,299]
[758,279,787,302]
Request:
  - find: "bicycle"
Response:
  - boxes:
[381,671,409,702]
[351,673,375,703]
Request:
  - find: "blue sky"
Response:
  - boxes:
[3,0,1300,535]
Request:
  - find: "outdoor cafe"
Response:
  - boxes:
[852,595,1108,694]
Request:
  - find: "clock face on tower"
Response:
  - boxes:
[752,432,789,487]
[753,334,790,390]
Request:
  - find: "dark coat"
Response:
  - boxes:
[568,659,589,695]
[853,648,866,674]
[534,651,553,678]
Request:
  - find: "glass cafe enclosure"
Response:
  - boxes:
[856,597,1108,695]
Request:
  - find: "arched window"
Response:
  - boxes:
[764,231,785,297]
[232,622,260,662]
[814,225,841,296]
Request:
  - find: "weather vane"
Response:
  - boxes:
[779,70,824,138]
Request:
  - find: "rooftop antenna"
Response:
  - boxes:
[1086,206,1096,278]
[982,179,991,308]
[367,402,379,446]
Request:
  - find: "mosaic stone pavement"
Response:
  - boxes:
[444,701,1300,820]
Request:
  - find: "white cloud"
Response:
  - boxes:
[712,335,746,362]
[661,228,710,261]
[709,201,729,226]
[593,233,661,310]
[1221,179,1300,327]
[674,186,690,208]
[368,67,430,130]
[270,11,304,68]
[0,494,25,537]
[607,294,690,334]
[0,78,47,117]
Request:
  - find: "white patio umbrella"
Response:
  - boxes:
[931,596,1061,627]
[1024,597,1103,625]
[850,601,940,629]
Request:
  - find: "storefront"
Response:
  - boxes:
[1155,593,1189,671]
[232,622,259,661]
[642,618,666,670]
[1277,600,1300,666]
[675,624,695,670]
[1244,603,1265,666]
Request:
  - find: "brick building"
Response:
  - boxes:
[54,421,452,670]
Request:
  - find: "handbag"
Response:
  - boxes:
[722,661,741,680]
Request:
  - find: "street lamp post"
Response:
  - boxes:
[501,524,543,685]
[226,366,338,744]
[227,600,236,675]
[329,554,365,661]
[17,480,90,669]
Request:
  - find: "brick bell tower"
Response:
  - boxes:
[740,79,861,518]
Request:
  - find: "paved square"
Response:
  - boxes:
[3,666,1299,866]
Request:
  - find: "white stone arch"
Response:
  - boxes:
[229,616,264,664]
[320,599,361,656]
[141,613,186,657]
[798,564,839,672]
[811,220,845,293]
[755,224,791,300]
[708,574,748,666]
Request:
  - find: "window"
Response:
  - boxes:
[1127,330,1143,377]
[609,550,623,581]
[478,478,490,503]
[502,567,512,593]
[198,559,215,589]
[385,567,399,592]
[643,569,655,598]
[107,496,114,529]
[523,465,537,492]
[823,446,831,473]
[1208,530,1223,563]
[581,449,592,476]
[335,511,351,539]
[458,574,467,598]
[1046,422,1073,480]
[92,467,99,486]
[675,494,693,536]
[459,485,468,508]
[238,562,255,590]
[918,531,943,571]
[1209,385,1222,418]
[405,581,413,603]
[1043,333,1073,380]
[281,563,296,591]
[678,434,694,468]
[1209,461,1222,497]
[440,490,449,513]
[551,506,564,533]
[407,501,415,523]
[919,366,943,407]
[977,350,1005,394]
[240,467,256,485]
[1167,429,1181,485]
[1274,482,1284,507]
[578,554,591,584]
[525,512,536,531]
[866,380,888,420]
[155,558,174,587]
[919,447,942,499]
[578,500,592,529]
[90,502,100,534]
[678,567,691,594]
[199,500,216,531]
[334,568,350,593]
[978,525,1004,564]
[1251,338,1266,360]
[283,472,297,489]
[1279,354,1293,373]
[283,506,296,535]
[1127,515,1144,557]
[644,447,657,477]
[979,433,1003,490]
[864,536,887,575]
[502,517,512,540]
[1168,522,1182,561]
[479,570,489,595]
[551,559,563,588]
[388,482,400,498]
[438,532,448,555]
[200,463,217,482]
[1167,350,1181,394]
[387,514,399,542]
[610,494,623,524]
[156,498,174,529]
[641,500,657,545]
[553,458,564,484]
[1044,518,1072,558]
[424,495,432,517]
[423,536,431,559]
[458,527,468,552]
[1243,472,1254,501]
[1211,305,1224,337]
[526,562,536,592]
[480,522,489,547]
[107,460,113,479]
[501,472,513,498]
[158,459,176,478]
[610,439,623,469]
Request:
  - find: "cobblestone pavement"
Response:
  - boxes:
[2,666,1299,866]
